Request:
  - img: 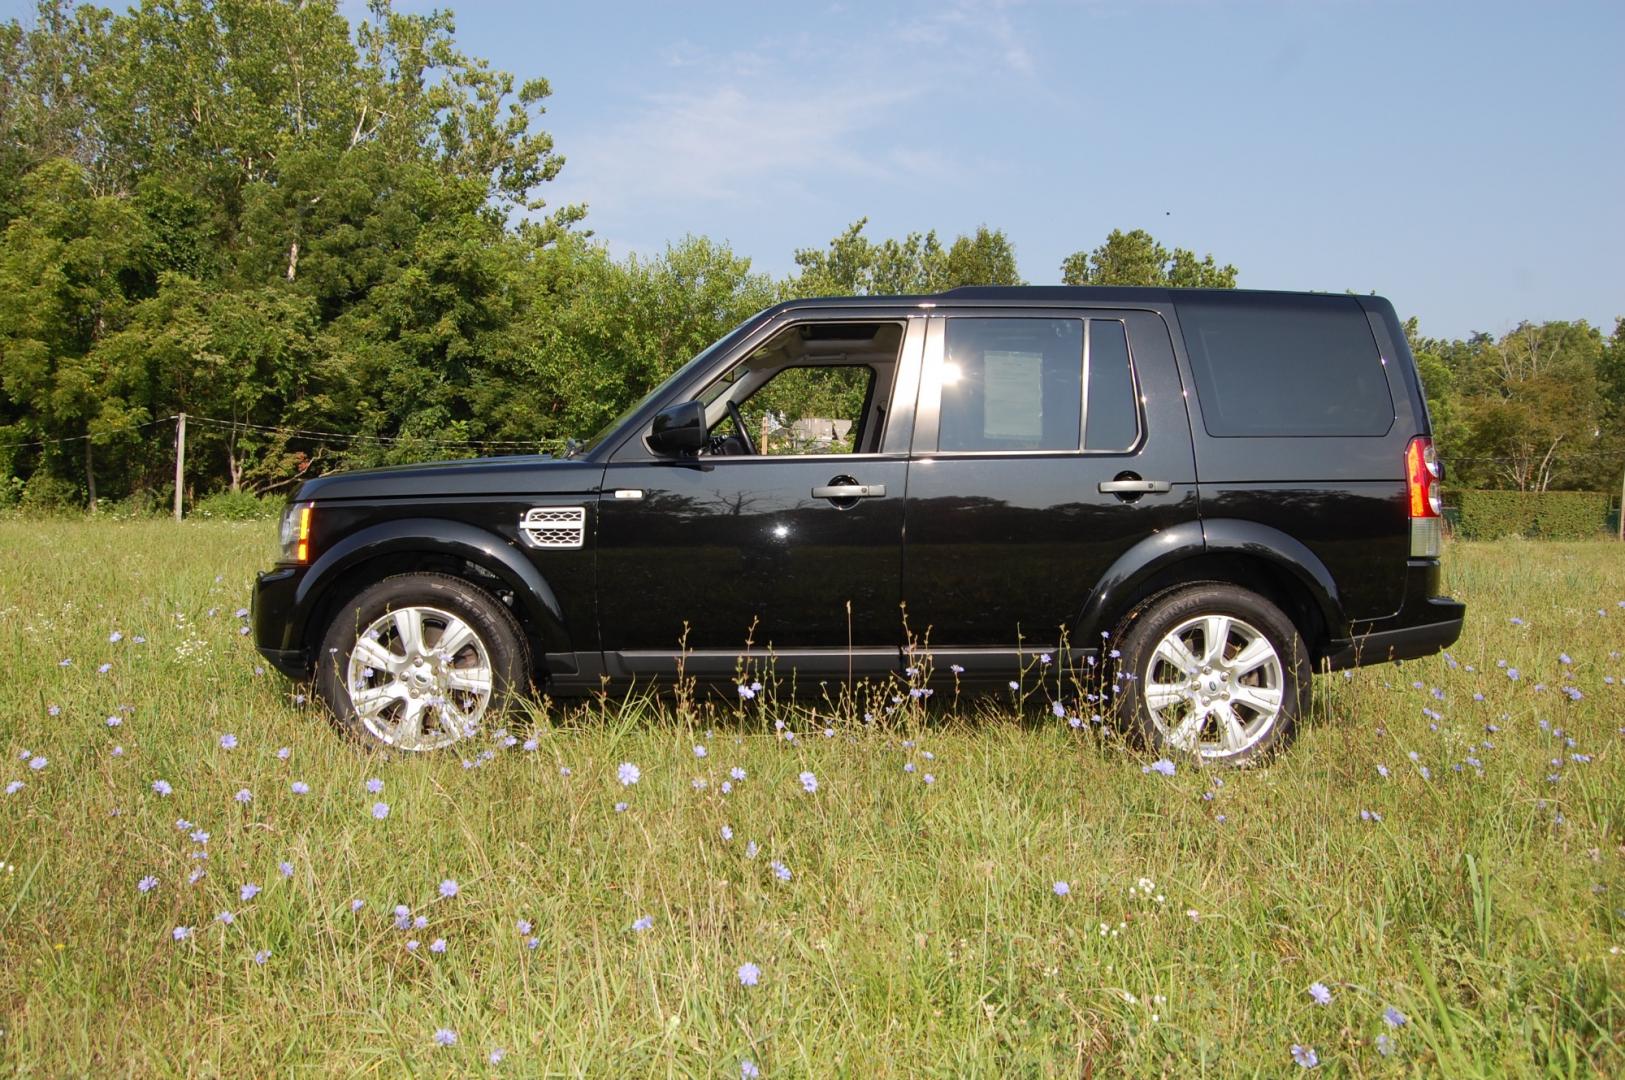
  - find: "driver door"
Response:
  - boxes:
[595,314,925,681]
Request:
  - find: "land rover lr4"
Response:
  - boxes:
[253,286,1465,764]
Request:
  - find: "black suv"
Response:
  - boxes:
[253,286,1464,763]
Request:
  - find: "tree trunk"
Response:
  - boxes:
[286,240,300,282]
[85,439,97,512]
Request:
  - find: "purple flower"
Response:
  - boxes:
[730,766,746,781]
[372,802,389,819]
[290,781,310,795]
[516,919,532,935]
[254,949,271,964]
[693,745,708,758]
[721,825,734,841]
[406,939,420,952]
[741,1061,761,1079]
[1290,1044,1318,1068]
[366,777,384,794]
[429,938,447,954]
[4,780,22,795]
[219,733,238,750]
[276,747,291,760]
[1146,759,1176,777]
[1308,982,1332,1005]
[631,915,653,932]
[614,801,628,813]
[278,861,293,878]
[172,926,191,941]
[138,875,159,893]
[1376,1033,1394,1056]
[1053,880,1070,897]
[617,762,641,786]
[152,779,173,796]
[489,1049,506,1065]
[770,860,792,882]
[27,756,46,771]
[433,1028,457,1047]
[216,910,235,925]
[439,879,459,899]
[235,788,252,804]
[737,683,756,700]
[1383,1005,1407,1028]
[737,961,761,986]
[240,883,261,901]
[351,898,365,912]
[1507,668,1520,681]
[950,664,965,675]
[799,771,818,794]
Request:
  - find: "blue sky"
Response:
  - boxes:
[10,1,1624,339]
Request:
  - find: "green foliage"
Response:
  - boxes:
[785,218,1023,298]
[1453,490,1610,540]
[1059,228,1237,288]
[191,488,283,521]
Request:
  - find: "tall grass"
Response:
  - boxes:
[0,521,1620,1076]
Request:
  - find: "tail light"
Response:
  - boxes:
[1406,437,1442,557]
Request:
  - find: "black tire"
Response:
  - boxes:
[314,573,530,752]
[1111,582,1310,766]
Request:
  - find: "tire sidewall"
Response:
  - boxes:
[1114,584,1310,765]
[315,574,528,751]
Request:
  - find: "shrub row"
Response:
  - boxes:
[1452,489,1612,540]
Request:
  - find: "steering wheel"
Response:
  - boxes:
[727,400,757,455]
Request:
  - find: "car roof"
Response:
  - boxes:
[770,285,1389,312]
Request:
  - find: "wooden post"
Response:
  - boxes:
[173,413,186,522]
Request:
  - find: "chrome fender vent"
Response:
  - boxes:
[518,506,585,549]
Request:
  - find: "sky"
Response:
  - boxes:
[9,0,1624,339]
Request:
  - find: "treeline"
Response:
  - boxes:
[1,1,1620,514]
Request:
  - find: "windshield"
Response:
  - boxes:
[576,314,765,454]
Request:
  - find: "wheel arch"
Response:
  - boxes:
[1076,519,1348,662]
[293,518,570,673]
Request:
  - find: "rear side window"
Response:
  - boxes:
[1178,295,1394,437]
[937,317,1141,453]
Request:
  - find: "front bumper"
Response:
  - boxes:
[252,565,311,678]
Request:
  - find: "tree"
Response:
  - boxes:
[784,218,1022,298]
[1059,228,1236,288]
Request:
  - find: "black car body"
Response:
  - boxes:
[254,286,1464,761]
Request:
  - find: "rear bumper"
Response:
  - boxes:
[1322,598,1465,672]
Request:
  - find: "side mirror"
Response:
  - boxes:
[647,400,707,456]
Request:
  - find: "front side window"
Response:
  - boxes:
[936,317,1140,453]
[698,321,902,456]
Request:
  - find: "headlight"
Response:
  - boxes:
[279,503,314,563]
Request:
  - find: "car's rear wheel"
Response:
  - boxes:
[314,573,529,752]
[1113,583,1310,765]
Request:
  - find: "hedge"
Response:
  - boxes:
[1452,490,1612,540]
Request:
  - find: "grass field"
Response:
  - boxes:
[0,521,1621,1077]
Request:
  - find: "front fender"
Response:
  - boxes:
[292,518,569,655]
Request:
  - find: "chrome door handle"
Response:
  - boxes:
[812,483,885,499]
[1098,480,1171,494]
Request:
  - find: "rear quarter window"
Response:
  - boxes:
[1177,295,1394,437]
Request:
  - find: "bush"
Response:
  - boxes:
[18,473,82,515]
[1453,490,1610,540]
[192,489,284,521]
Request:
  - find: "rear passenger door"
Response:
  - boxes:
[901,308,1198,661]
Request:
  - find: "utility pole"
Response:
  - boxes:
[173,413,186,522]
[1618,461,1624,542]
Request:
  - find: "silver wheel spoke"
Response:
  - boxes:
[1144,682,1189,712]
[1168,707,1207,753]
[1227,637,1276,679]
[393,608,426,656]
[353,638,400,675]
[1213,702,1248,752]
[436,617,475,659]
[1201,616,1232,665]
[1231,683,1282,716]
[445,666,492,695]
[352,683,402,716]
[1153,637,1201,675]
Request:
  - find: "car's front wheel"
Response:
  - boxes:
[314,573,529,752]
[1112,583,1310,765]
